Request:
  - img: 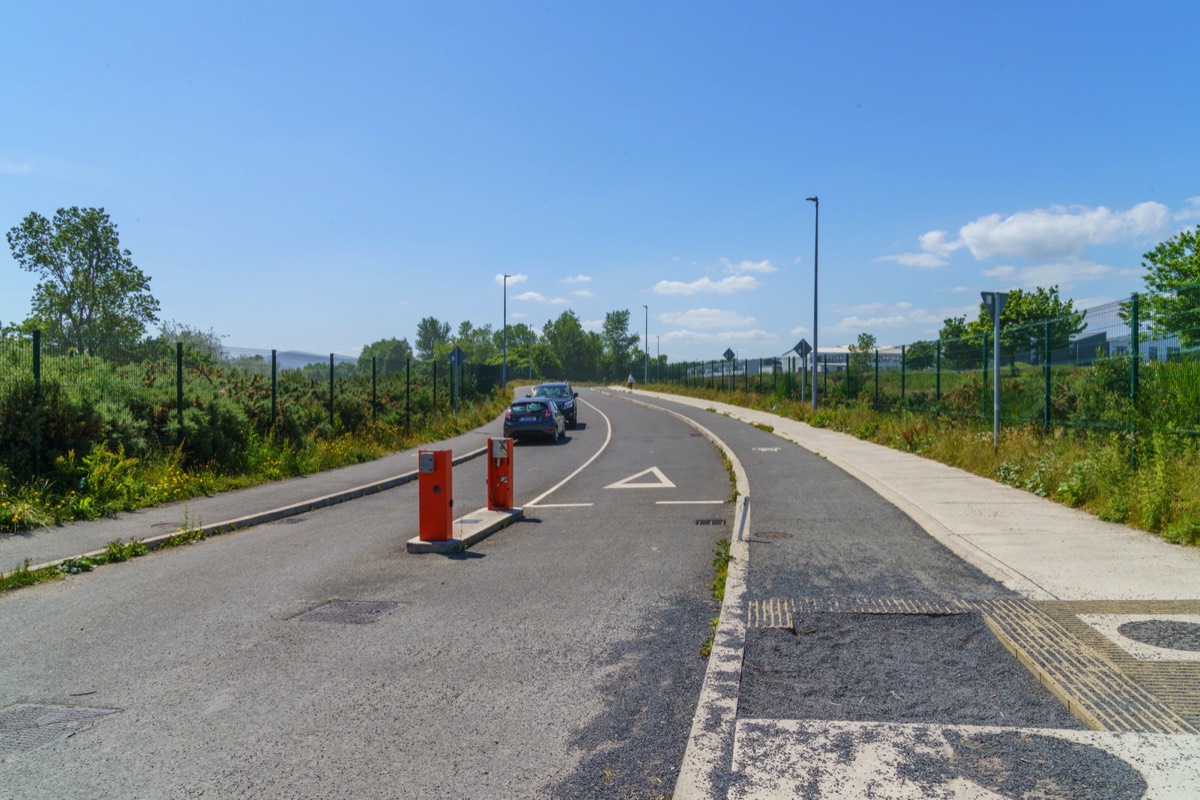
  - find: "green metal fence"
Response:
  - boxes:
[0,336,502,479]
[657,288,1200,438]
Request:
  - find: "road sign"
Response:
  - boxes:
[793,338,812,358]
[723,348,736,362]
[449,346,466,365]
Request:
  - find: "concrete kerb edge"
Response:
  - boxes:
[405,507,525,554]
[8,445,491,579]
[597,388,751,799]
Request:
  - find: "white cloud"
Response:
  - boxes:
[563,275,592,284]
[653,275,759,295]
[1175,197,1200,223]
[824,301,951,340]
[662,329,781,348]
[548,296,569,305]
[496,273,529,286]
[0,160,34,175]
[571,289,594,298]
[514,291,545,302]
[878,230,964,268]
[981,260,1135,289]
[722,258,777,275]
[658,308,758,328]
[959,202,1169,261]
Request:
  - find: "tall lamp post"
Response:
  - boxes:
[643,304,649,384]
[806,196,819,409]
[502,274,511,389]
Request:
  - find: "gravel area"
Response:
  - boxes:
[739,612,1084,729]
[1117,619,1200,652]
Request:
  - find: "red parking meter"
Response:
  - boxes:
[418,449,453,541]
[487,437,514,510]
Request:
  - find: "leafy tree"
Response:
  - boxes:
[939,315,981,370]
[969,287,1085,373]
[601,309,639,375]
[1139,226,1200,345]
[905,340,937,370]
[455,320,497,364]
[359,337,413,375]
[847,331,877,375]
[414,316,451,360]
[6,207,160,354]
[542,310,603,380]
[153,320,226,363]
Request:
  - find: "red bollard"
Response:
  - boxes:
[418,449,453,541]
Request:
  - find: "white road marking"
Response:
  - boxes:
[655,500,725,505]
[526,503,594,508]
[523,396,613,508]
[605,466,676,489]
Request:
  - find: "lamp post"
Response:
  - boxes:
[981,291,1009,450]
[502,274,511,389]
[656,335,660,382]
[643,305,648,384]
[806,196,819,409]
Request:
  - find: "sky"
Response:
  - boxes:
[3,0,1198,362]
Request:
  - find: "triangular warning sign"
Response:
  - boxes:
[605,467,676,489]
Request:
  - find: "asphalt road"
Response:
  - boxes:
[0,389,732,799]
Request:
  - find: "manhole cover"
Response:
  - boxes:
[754,531,793,540]
[294,601,401,624]
[0,704,120,756]
[695,519,727,526]
[1117,619,1200,652]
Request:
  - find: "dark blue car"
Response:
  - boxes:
[503,398,565,443]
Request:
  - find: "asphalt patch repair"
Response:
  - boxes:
[739,611,1083,729]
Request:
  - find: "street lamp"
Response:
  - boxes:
[643,304,648,384]
[502,274,511,389]
[981,291,1009,450]
[806,196,819,409]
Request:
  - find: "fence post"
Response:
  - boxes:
[874,348,879,407]
[271,349,277,433]
[176,341,184,446]
[433,360,438,411]
[1043,321,1051,433]
[328,354,335,428]
[982,333,989,421]
[935,339,941,414]
[1130,293,1140,407]
[33,329,42,477]
[406,358,411,435]
[901,345,907,405]
[372,356,377,425]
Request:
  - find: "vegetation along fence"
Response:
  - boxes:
[0,335,502,480]
[658,288,1200,438]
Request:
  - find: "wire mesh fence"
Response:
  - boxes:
[0,335,502,480]
[658,288,1200,438]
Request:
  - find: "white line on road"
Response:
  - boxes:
[523,396,613,508]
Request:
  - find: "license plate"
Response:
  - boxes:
[520,416,537,422]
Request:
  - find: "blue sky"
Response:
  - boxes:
[3,1,1198,362]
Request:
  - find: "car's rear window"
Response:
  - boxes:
[510,401,547,414]
[535,385,569,398]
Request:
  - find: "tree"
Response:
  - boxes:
[601,309,639,376]
[6,207,160,354]
[414,317,451,360]
[1139,226,1200,346]
[906,340,937,370]
[359,337,413,375]
[454,320,497,364]
[847,331,877,375]
[542,310,603,379]
[939,315,980,370]
[972,287,1086,373]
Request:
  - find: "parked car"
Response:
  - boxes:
[530,382,579,428]
[503,397,565,442]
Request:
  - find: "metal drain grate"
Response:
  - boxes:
[294,601,401,624]
[695,519,727,526]
[0,704,120,756]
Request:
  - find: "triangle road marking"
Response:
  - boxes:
[605,466,677,489]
